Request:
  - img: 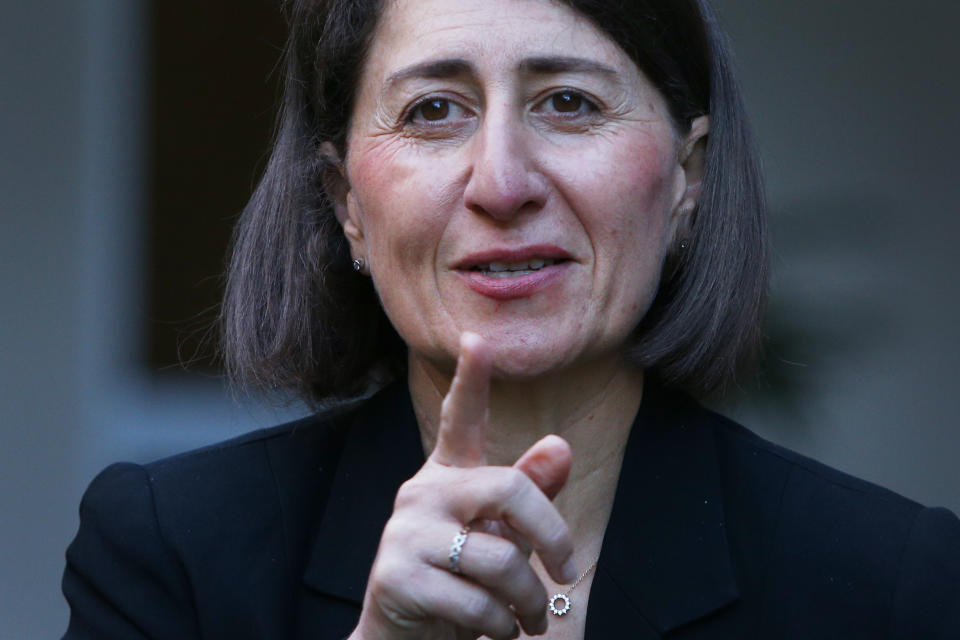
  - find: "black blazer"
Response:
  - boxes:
[62,383,960,639]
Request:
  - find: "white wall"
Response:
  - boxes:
[1,1,958,638]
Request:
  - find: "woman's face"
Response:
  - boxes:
[335,0,706,378]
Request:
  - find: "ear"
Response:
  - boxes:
[670,115,710,241]
[319,141,366,259]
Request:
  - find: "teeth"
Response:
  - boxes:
[477,258,557,273]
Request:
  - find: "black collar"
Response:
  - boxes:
[301,383,739,636]
[302,383,424,604]
[587,389,739,635]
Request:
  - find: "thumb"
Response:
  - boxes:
[513,435,572,500]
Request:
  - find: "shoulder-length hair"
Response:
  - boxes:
[221,0,768,405]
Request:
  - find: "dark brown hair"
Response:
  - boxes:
[221,0,768,404]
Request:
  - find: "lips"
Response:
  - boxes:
[453,245,573,300]
[456,245,572,269]
[471,257,559,277]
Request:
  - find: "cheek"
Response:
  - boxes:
[565,131,679,259]
[561,131,680,331]
[348,142,457,271]
[615,138,676,227]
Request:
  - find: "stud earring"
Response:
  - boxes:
[352,258,364,272]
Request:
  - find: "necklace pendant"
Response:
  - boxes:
[548,593,571,616]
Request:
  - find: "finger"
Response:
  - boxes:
[409,566,521,640]
[446,466,577,585]
[513,435,572,501]
[434,529,549,636]
[470,436,571,565]
[432,332,492,467]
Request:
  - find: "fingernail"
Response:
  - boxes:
[461,331,481,349]
[562,555,578,584]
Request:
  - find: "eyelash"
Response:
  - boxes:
[536,89,600,118]
[404,95,471,126]
[402,89,600,127]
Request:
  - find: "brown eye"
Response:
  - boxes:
[551,91,583,113]
[418,98,450,121]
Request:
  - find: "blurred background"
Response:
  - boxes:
[1,0,958,636]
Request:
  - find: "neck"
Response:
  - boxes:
[408,353,643,558]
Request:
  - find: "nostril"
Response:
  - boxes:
[463,189,547,222]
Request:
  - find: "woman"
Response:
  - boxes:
[62,0,959,638]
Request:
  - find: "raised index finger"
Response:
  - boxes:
[431,332,492,467]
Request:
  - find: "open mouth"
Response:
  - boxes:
[469,258,565,278]
[456,249,571,300]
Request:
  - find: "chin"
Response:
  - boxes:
[481,338,584,381]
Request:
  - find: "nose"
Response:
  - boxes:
[462,109,548,221]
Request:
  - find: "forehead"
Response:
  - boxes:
[364,0,636,80]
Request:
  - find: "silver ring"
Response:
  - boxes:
[448,525,471,574]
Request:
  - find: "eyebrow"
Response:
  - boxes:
[385,56,620,89]
[386,59,475,88]
[518,56,619,77]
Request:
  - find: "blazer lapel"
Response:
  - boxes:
[301,383,425,605]
[586,389,740,636]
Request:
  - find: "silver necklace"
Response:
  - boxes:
[547,560,597,616]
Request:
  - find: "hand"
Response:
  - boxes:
[350,333,576,640]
